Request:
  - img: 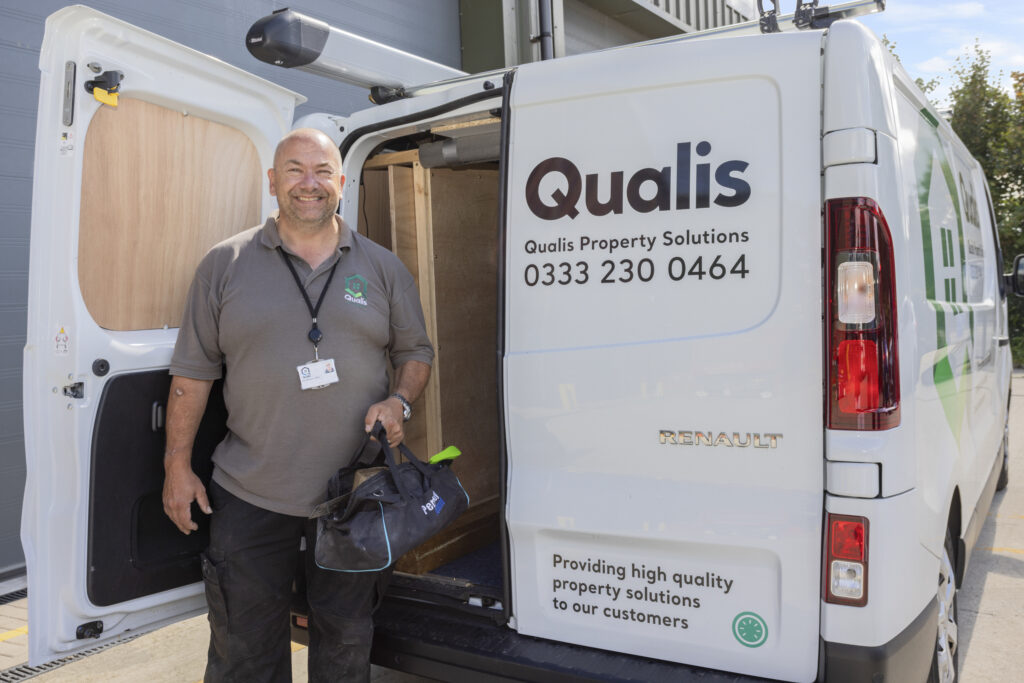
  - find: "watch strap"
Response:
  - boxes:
[390,392,412,421]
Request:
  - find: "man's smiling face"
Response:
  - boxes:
[268,131,344,230]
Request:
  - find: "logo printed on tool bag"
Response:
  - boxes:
[344,274,369,306]
[421,491,445,515]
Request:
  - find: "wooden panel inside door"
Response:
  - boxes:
[79,98,262,331]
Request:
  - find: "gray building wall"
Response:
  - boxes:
[563,0,647,56]
[460,0,751,74]
[0,0,461,580]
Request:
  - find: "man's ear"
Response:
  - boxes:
[267,168,277,197]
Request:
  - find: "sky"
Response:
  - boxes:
[729,1,1024,106]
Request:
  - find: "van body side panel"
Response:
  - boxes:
[892,87,996,544]
[504,32,824,682]
[946,145,1003,501]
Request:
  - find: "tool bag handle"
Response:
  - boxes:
[369,421,435,501]
[309,421,437,520]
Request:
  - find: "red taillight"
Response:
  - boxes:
[830,518,865,561]
[826,198,900,430]
[824,514,869,607]
[835,339,879,413]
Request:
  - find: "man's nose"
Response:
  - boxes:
[296,170,320,187]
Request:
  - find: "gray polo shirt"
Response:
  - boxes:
[170,215,434,517]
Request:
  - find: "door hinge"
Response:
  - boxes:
[62,382,84,399]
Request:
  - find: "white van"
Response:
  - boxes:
[22,3,1018,682]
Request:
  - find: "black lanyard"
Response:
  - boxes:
[278,247,339,356]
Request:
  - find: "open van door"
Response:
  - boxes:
[502,29,825,682]
[22,6,301,665]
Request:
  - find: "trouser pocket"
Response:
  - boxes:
[201,552,230,663]
[201,544,294,682]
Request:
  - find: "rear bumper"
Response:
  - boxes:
[368,598,769,682]
[821,596,937,682]
[293,595,936,681]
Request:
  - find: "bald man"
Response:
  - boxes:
[163,128,433,682]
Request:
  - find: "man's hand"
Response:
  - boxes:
[364,361,431,447]
[162,458,212,534]
[364,398,406,447]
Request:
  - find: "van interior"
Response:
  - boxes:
[79,97,507,618]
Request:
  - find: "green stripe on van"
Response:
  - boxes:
[914,106,971,445]
[933,349,970,444]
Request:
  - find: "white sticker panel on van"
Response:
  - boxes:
[537,531,779,649]
[507,78,780,353]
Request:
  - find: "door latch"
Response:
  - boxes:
[76,620,104,639]
[84,70,124,107]
[62,382,84,399]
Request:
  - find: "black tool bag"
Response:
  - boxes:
[309,422,469,572]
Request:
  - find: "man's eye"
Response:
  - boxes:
[285,168,303,177]
[317,170,335,178]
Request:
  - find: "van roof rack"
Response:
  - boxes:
[760,0,884,33]
[683,0,884,40]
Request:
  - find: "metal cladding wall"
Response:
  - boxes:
[0,0,460,580]
[564,0,751,55]
[563,0,647,56]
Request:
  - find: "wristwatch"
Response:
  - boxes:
[390,393,412,421]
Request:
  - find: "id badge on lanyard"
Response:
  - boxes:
[279,247,342,391]
[297,357,339,390]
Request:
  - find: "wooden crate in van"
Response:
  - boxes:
[359,150,501,574]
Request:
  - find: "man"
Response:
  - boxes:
[162,128,433,682]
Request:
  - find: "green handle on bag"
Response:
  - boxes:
[428,446,462,465]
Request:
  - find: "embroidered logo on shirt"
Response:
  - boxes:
[344,274,369,307]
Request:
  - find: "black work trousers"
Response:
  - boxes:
[201,481,392,683]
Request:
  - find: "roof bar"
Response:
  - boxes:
[246,8,466,90]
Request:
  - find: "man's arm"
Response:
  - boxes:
[363,360,432,447]
[162,375,215,534]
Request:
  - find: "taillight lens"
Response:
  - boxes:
[826,198,900,430]
[824,514,869,606]
[830,518,865,560]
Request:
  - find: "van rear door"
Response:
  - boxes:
[504,30,825,682]
[22,6,300,665]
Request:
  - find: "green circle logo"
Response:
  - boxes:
[732,611,768,648]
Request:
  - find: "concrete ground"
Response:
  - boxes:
[3,376,1024,681]
[0,604,431,683]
